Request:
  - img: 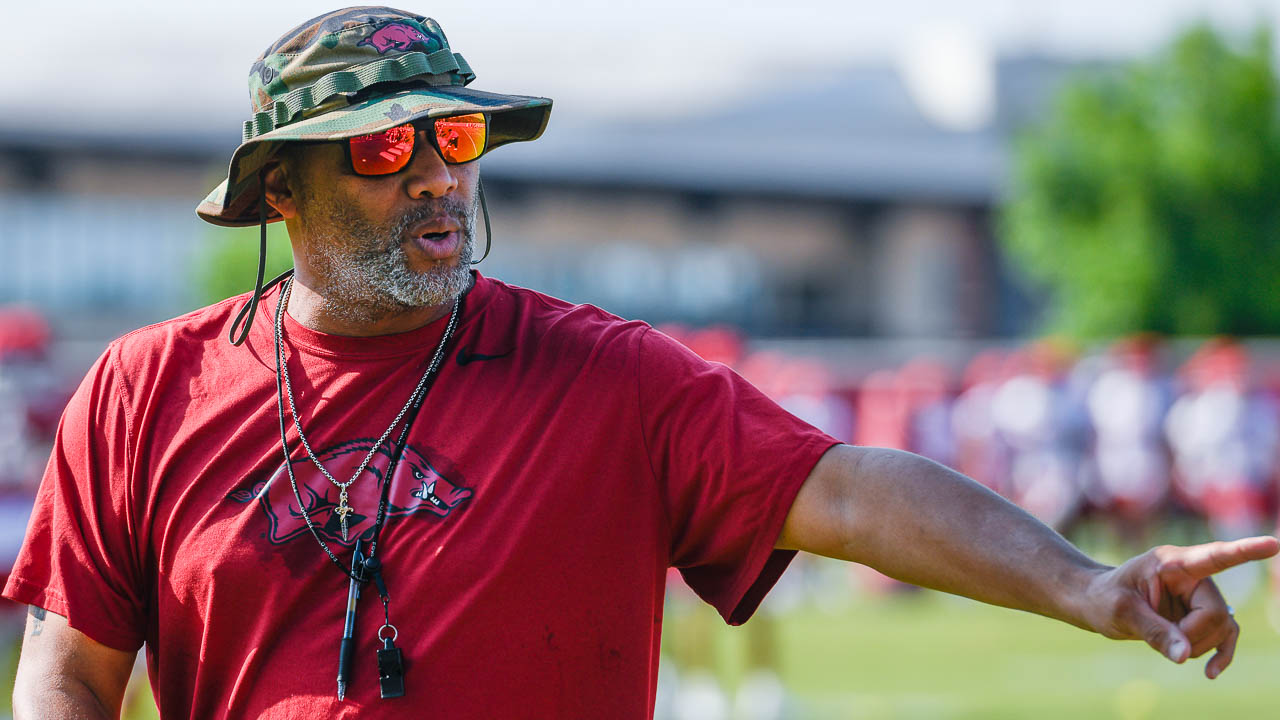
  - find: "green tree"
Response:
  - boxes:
[194,222,294,307]
[1001,23,1280,337]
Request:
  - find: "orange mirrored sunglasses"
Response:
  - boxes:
[347,113,488,175]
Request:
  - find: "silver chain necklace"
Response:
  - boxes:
[274,275,461,541]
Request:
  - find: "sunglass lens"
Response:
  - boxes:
[349,124,416,175]
[434,113,487,164]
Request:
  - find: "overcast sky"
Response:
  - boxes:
[8,0,1280,137]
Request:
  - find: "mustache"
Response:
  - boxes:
[388,198,472,244]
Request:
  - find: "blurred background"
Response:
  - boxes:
[5,1,1280,717]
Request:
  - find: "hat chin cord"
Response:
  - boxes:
[228,174,492,346]
[228,170,293,346]
[471,179,492,265]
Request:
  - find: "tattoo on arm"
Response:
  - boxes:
[28,606,46,636]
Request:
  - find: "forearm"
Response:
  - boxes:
[787,445,1109,629]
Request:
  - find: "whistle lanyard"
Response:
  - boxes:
[271,274,467,700]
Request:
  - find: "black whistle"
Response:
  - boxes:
[377,636,406,698]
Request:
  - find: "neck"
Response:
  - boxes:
[285,270,468,337]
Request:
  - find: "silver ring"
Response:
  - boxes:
[378,623,398,642]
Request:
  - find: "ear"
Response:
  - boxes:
[261,159,298,220]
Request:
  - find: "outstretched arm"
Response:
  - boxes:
[777,444,1280,678]
[12,606,134,719]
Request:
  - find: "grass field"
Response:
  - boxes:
[667,586,1280,719]
[12,578,1279,719]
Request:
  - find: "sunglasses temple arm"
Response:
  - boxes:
[471,179,492,265]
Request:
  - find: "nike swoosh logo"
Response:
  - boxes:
[456,348,514,366]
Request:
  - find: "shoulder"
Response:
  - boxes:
[477,276,652,365]
[55,294,256,451]
[110,294,248,361]
[480,275,642,331]
[105,293,257,394]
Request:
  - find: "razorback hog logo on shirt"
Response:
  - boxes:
[357,22,440,54]
[227,439,472,546]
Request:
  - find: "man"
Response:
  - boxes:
[6,7,1277,719]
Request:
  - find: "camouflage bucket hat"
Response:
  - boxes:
[196,6,552,227]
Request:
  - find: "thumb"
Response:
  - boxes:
[1132,600,1190,663]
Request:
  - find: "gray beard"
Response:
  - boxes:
[299,194,476,326]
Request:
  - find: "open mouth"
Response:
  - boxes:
[406,222,462,261]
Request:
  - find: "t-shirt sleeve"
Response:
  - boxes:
[2,344,147,651]
[638,328,840,625]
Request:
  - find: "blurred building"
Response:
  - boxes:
[0,55,1078,343]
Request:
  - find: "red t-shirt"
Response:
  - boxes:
[4,273,838,719]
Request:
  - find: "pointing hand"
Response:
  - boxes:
[1081,536,1279,678]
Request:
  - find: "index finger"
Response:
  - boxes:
[1169,536,1280,579]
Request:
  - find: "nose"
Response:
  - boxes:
[403,131,458,199]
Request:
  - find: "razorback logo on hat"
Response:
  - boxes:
[358,20,442,54]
